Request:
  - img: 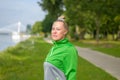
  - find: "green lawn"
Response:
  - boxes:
[72,40,120,58]
[0,37,117,80]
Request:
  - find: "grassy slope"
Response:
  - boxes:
[0,37,117,80]
[0,37,51,80]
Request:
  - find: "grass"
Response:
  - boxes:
[0,37,117,80]
[77,57,116,80]
[72,40,120,58]
[0,37,52,80]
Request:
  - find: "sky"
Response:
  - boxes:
[0,0,46,28]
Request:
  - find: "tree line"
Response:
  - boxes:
[32,0,120,42]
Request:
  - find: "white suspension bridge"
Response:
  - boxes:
[0,22,26,34]
[0,22,31,41]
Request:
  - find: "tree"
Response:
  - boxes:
[64,0,120,42]
[38,0,64,15]
[26,24,32,34]
[31,21,42,34]
[38,0,120,40]
[38,0,64,33]
[114,15,120,40]
[41,14,56,33]
[63,0,86,40]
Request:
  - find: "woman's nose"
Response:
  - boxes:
[52,30,57,34]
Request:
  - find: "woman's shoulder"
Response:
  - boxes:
[66,43,77,52]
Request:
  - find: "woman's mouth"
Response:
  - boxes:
[52,35,57,37]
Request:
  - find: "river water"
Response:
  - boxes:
[0,34,18,51]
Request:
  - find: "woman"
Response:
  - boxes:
[44,16,78,80]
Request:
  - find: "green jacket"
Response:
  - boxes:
[45,38,78,80]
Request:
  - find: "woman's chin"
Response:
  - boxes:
[52,37,60,41]
[52,38,58,41]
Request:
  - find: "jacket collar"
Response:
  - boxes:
[53,38,68,45]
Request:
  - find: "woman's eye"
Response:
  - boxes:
[52,27,61,31]
[52,28,55,30]
[57,28,61,30]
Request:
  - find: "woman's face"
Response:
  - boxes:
[51,21,67,41]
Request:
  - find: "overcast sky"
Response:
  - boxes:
[0,0,46,28]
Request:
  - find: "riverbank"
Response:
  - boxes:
[0,34,31,51]
[0,37,50,80]
[0,37,116,80]
[0,34,15,51]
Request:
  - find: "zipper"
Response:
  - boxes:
[46,41,57,61]
[49,47,54,56]
[46,46,55,61]
[49,42,57,56]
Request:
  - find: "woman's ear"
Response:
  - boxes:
[64,30,68,35]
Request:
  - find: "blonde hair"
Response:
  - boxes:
[54,15,69,31]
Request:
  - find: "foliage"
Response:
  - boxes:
[38,0,64,33]
[38,0,64,15]
[31,21,42,34]
[26,24,32,34]
[63,0,120,41]
[38,0,120,40]
[41,14,55,33]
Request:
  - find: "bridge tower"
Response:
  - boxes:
[12,21,21,40]
[18,21,21,33]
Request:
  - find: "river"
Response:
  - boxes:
[0,34,20,51]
